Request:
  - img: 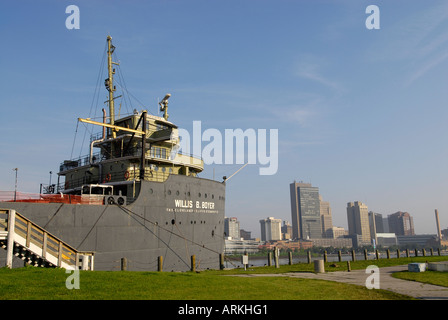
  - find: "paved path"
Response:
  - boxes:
[233,265,448,300]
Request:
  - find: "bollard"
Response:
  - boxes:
[307,250,311,264]
[406,248,409,258]
[364,249,368,260]
[158,256,163,272]
[422,248,426,257]
[396,249,400,259]
[430,248,434,256]
[375,249,379,260]
[338,250,342,262]
[121,257,127,271]
[314,259,325,273]
[191,255,196,272]
[323,250,327,263]
[386,249,390,259]
[267,252,272,266]
[414,249,418,257]
[438,248,441,256]
[347,261,351,272]
[288,251,293,265]
[274,249,279,268]
[219,253,225,270]
[351,250,356,262]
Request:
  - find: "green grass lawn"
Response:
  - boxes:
[1,256,445,300]
[0,267,409,300]
[392,270,448,288]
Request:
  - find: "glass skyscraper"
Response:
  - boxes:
[290,182,322,240]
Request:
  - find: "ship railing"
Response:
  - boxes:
[0,191,105,205]
[0,209,94,270]
[59,152,103,171]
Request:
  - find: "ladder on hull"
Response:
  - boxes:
[0,208,94,270]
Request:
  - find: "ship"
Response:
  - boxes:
[0,36,226,271]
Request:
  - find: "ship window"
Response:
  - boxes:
[204,194,207,198]
[171,219,175,225]
[167,190,171,195]
[212,194,214,199]
[176,191,179,196]
[187,191,190,197]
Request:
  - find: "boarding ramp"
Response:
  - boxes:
[0,208,94,270]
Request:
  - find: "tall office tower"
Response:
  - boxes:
[290,182,322,240]
[388,211,415,236]
[347,201,371,246]
[320,195,334,238]
[259,217,282,241]
[368,211,381,244]
[224,217,240,239]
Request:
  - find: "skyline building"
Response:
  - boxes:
[224,217,240,239]
[347,201,371,246]
[320,195,333,238]
[259,217,282,241]
[388,211,415,236]
[290,181,322,240]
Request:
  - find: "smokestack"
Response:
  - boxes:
[435,209,442,241]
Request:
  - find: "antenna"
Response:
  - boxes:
[158,93,171,120]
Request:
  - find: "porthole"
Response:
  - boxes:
[171,219,175,225]
[198,193,201,197]
[167,190,171,195]
[176,191,180,196]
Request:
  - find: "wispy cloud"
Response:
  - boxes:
[293,55,344,93]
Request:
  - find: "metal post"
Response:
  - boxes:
[219,253,224,270]
[323,250,327,263]
[338,250,342,262]
[158,256,163,272]
[288,251,293,265]
[191,255,196,272]
[6,210,16,268]
[121,257,127,271]
[140,111,147,180]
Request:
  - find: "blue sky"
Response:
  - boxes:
[1,0,447,237]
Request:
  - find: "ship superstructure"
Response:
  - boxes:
[59,36,203,203]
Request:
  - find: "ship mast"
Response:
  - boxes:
[106,35,118,138]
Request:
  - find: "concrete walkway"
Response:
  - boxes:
[233,265,448,300]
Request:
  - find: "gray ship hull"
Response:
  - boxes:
[0,175,225,271]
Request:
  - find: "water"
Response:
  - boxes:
[224,251,448,269]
